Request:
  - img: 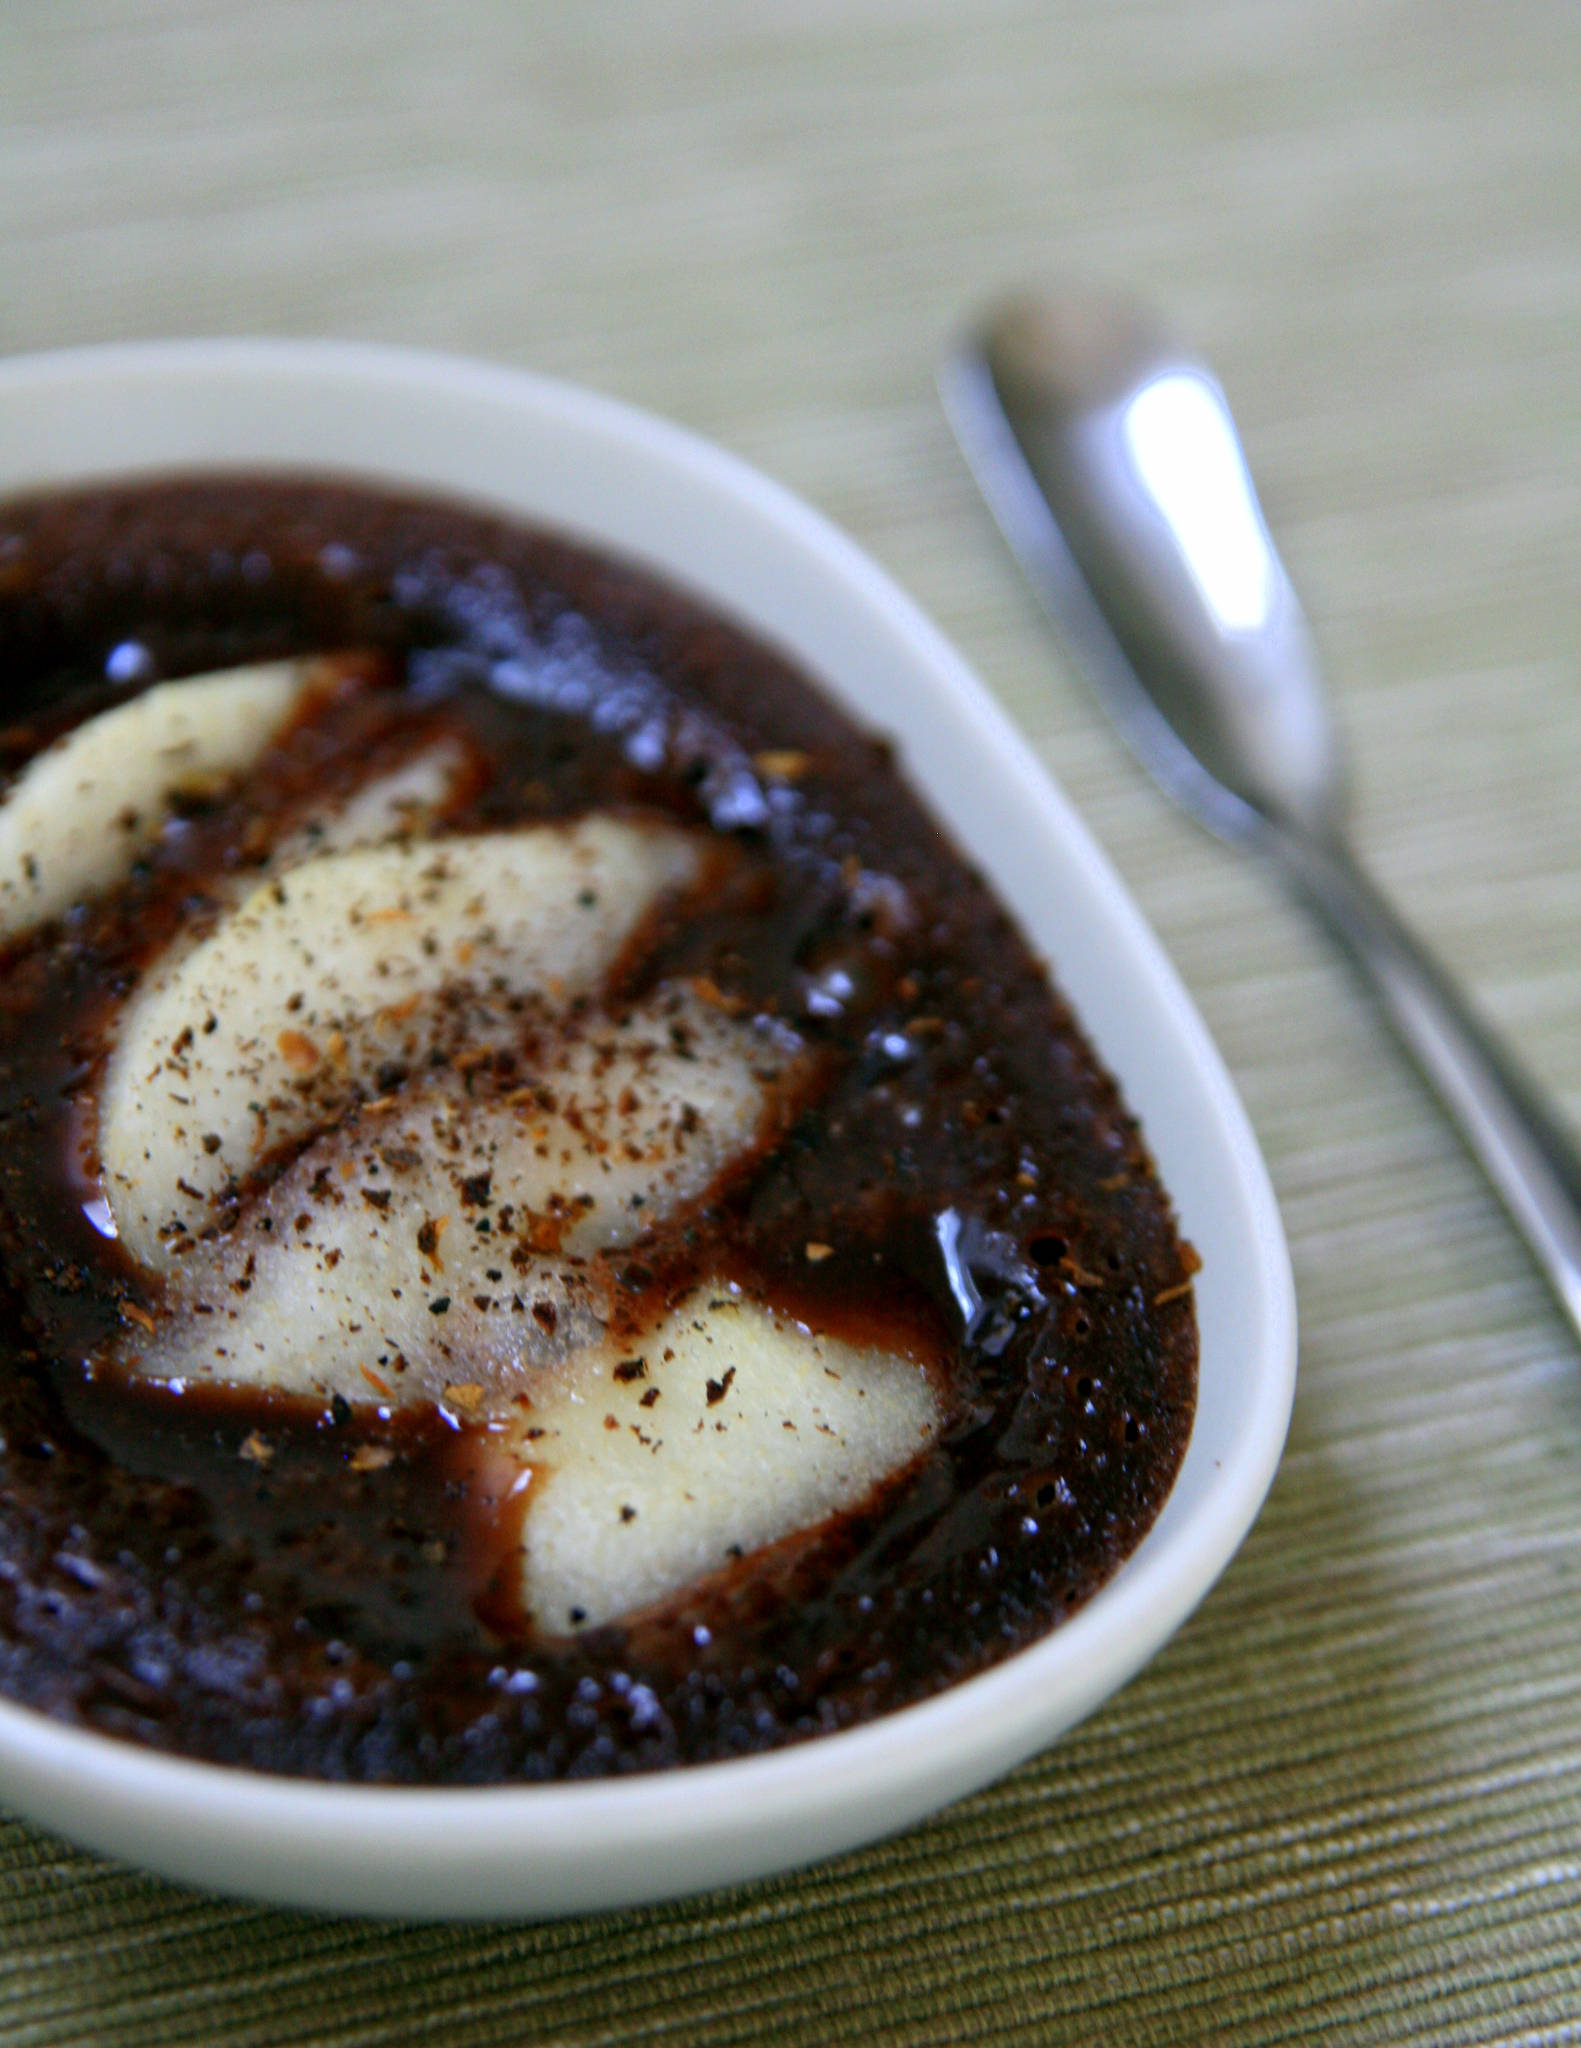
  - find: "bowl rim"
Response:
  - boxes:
[0,336,1297,1918]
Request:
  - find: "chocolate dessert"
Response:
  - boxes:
[0,477,1197,1782]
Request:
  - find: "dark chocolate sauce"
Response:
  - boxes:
[0,478,1196,1782]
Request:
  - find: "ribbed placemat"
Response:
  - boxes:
[3,2,1580,2040]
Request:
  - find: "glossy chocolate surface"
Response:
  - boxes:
[0,479,1196,1780]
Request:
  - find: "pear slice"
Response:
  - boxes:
[119,991,798,1406]
[111,741,471,1036]
[0,660,311,942]
[263,741,465,870]
[517,1289,943,1635]
[101,817,703,1265]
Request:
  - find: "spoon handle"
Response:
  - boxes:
[1264,816,1581,1338]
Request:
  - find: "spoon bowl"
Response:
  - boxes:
[949,293,1342,841]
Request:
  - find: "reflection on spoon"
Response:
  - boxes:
[1121,370,1276,634]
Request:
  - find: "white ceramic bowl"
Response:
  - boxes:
[0,340,1296,1919]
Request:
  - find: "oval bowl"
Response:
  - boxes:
[0,339,1296,1919]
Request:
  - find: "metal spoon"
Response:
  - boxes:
[940,284,1581,1344]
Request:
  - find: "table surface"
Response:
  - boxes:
[4,3,1581,2040]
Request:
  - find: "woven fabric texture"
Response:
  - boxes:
[3,2,1580,2040]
